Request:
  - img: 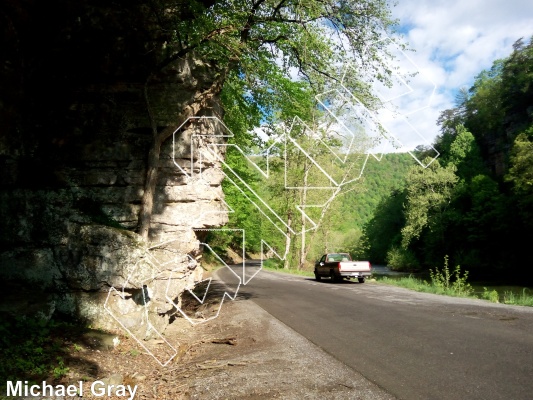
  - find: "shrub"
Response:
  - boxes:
[386,246,420,271]
[482,287,500,303]
[503,289,533,306]
[430,255,474,296]
[0,316,82,386]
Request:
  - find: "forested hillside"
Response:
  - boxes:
[360,37,533,281]
[207,148,414,268]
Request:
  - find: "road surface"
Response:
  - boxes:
[217,262,533,400]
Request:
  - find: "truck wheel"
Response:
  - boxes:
[330,271,338,283]
[358,277,365,283]
[314,271,321,281]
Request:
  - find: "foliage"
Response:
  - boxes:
[0,316,82,385]
[401,159,458,249]
[506,128,533,228]
[262,258,283,269]
[262,259,314,277]
[377,257,474,298]
[213,149,414,268]
[357,187,407,263]
[198,0,400,141]
[507,129,533,193]
[455,36,533,170]
[135,0,401,238]
[375,275,533,306]
[362,37,533,277]
[447,125,486,180]
[206,11,532,281]
[503,289,533,307]
[429,256,474,297]
[377,276,438,293]
[376,275,475,299]
[201,0,405,268]
[385,246,420,271]
[345,154,413,229]
[482,287,500,303]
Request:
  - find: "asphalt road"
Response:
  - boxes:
[217,262,533,400]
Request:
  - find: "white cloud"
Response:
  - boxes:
[382,0,533,146]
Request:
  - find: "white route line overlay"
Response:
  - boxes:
[104,231,242,366]
[103,37,442,362]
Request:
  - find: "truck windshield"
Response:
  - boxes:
[328,253,351,262]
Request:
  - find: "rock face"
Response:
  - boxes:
[0,1,228,337]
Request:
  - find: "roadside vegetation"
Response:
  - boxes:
[501,289,533,307]
[262,257,533,307]
[262,259,314,278]
[0,316,84,390]
[376,275,533,307]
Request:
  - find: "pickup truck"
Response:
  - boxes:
[314,253,372,283]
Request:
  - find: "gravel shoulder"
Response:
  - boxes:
[179,298,396,399]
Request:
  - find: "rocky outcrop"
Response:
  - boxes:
[0,1,228,337]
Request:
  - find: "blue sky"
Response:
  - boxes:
[385,0,533,147]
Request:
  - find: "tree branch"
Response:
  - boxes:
[155,25,238,73]
[240,0,268,43]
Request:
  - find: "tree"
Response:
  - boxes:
[362,188,406,264]
[500,38,533,136]
[401,159,458,250]
[506,128,533,227]
[447,125,486,181]
[137,0,399,240]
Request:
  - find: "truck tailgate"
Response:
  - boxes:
[339,261,371,272]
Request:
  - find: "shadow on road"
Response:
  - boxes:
[304,277,363,284]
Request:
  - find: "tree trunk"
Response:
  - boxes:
[298,159,311,270]
[283,211,292,269]
[139,136,164,240]
[302,187,340,261]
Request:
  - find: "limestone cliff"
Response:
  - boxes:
[0,0,228,337]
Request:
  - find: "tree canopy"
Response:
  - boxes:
[138,0,400,238]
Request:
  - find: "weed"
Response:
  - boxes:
[0,315,84,387]
[129,349,141,356]
[52,357,69,379]
[429,255,474,296]
[503,289,533,306]
[482,287,500,303]
[378,276,437,294]
[376,257,474,299]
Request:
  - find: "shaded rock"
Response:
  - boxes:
[0,1,228,337]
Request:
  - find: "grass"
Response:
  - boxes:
[502,289,533,306]
[376,275,533,307]
[376,275,477,298]
[261,259,314,277]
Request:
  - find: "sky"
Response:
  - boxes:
[383,0,533,151]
